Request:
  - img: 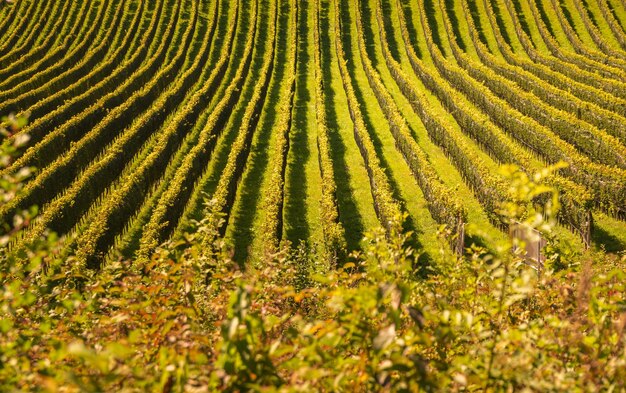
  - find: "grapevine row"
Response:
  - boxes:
[0,0,148,123]
[6,0,180,169]
[135,0,272,261]
[0,0,27,39]
[383,0,586,236]
[489,0,626,101]
[4,0,171,150]
[412,0,626,219]
[355,0,466,252]
[0,0,194,230]
[61,0,229,268]
[533,0,626,76]
[438,0,626,168]
[0,0,92,89]
[0,0,64,72]
[334,0,407,237]
[475,0,626,116]
[545,0,626,67]
[311,0,347,262]
[0,0,124,107]
[571,0,626,58]
[112,0,236,259]
[407,0,594,242]
[0,0,42,60]
[596,0,626,49]
[64,0,220,264]
[9,0,204,255]
[259,0,298,257]
[458,0,626,142]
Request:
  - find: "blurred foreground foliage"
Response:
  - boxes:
[0,117,624,391]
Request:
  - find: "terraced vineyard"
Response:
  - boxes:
[2,0,626,267]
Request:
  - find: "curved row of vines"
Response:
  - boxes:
[1,0,625,269]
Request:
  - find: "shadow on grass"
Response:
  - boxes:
[466,0,489,45]
[379,0,403,62]
[118,0,232,258]
[183,2,262,224]
[285,0,312,246]
[591,223,626,253]
[534,0,557,37]
[230,1,291,264]
[320,0,365,252]
[340,0,435,267]
[510,0,533,38]
[488,0,514,47]
[422,0,445,54]
[580,0,599,28]
[397,0,423,58]
[358,0,379,67]
[605,1,625,30]
[465,232,493,251]
[556,0,578,36]
[443,0,467,51]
